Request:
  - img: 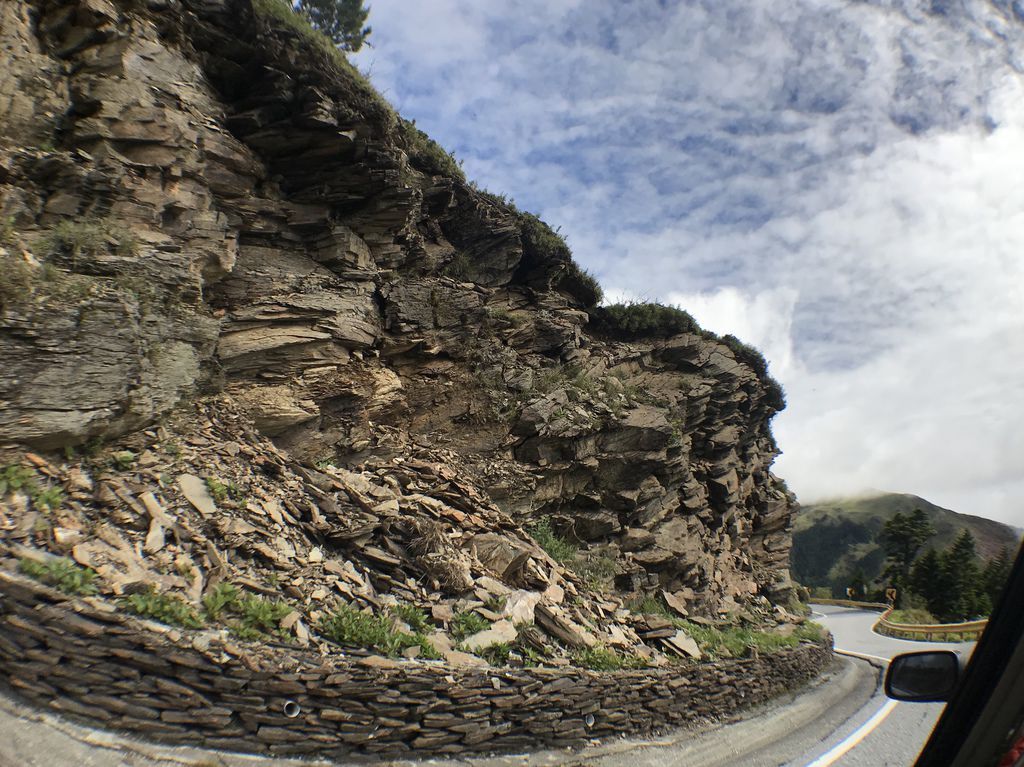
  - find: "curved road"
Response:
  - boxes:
[0,605,976,767]
[794,604,975,767]
[568,604,975,767]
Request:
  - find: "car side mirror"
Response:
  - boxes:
[885,650,963,702]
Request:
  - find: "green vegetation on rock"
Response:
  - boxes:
[121,587,204,628]
[0,251,95,308]
[570,644,649,671]
[888,608,938,625]
[18,557,98,596]
[201,582,293,640]
[526,519,617,591]
[393,603,431,633]
[398,118,465,182]
[319,603,440,658]
[591,301,699,339]
[1,464,63,512]
[250,0,395,129]
[527,518,578,563]
[449,610,489,640]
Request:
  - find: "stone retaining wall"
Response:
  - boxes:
[0,571,833,760]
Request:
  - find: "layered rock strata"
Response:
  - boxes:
[1,0,794,615]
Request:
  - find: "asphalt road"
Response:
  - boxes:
[780,604,976,767]
[561,604,972,767]
[0,605,976,767]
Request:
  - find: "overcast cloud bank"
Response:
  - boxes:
[354,0,1024,526]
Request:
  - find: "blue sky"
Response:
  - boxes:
[354,0,1024,527]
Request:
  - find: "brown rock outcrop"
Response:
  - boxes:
[0,0,796,638]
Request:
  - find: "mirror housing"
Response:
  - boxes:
[885,650,963,702]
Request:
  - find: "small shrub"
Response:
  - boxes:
[0,216,16,245]
[202,582,240,621]
[520,645,546,668]
[320,604,439,658]
[205,477,228,504]
[0,252,35,308]
[483,306,522,328]
[478,642,513,666]
[556,262,603,308]
[519,212,571,264]
[18,557,97,596]
[45,218,137,265]
[720,334,785,410]
[31,485,63,511]
[567,552,616,592]
[527,518,577,564]
[250,0,396,130]
[449,610,490,640]
[392,603,430,633]
[673,620,806,659]
[235,594,292,638]
[0,464,36,495]
[745,629,799,654]
[202,583,292,640]
[590,301,700,340]
[628,594,674,619]
[483,595,507,614]
[765,379,787,411]
[121,587,204,628]
[534,367,567,394]
[441,252,470,280]
[0,249,96,308]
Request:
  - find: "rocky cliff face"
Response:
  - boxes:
[0,0,796,659]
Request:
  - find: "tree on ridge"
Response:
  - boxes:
[297,0,371,52]
[877,508,935,606]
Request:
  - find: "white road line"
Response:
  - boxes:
[800,699,900,767]
[834,648,891,664]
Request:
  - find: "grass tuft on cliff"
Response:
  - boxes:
[250,0,396,131]
[398,118,465,182]
[570,645,649,671]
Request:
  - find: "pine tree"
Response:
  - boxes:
[909,547,946,616]
[940,529,985,622]
[982,546,1013,609]
[877,509,935,605]
[296,0,371,52]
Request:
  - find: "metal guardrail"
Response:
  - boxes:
[873,608,988,642]
[811,598,891,611]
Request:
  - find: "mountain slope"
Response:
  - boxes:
[791,492,1020,595]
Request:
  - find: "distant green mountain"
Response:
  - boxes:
[791,492,1020,596]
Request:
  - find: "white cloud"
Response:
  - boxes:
[353,0,1024,526]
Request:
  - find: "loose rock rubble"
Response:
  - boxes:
[0,393,807,668]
